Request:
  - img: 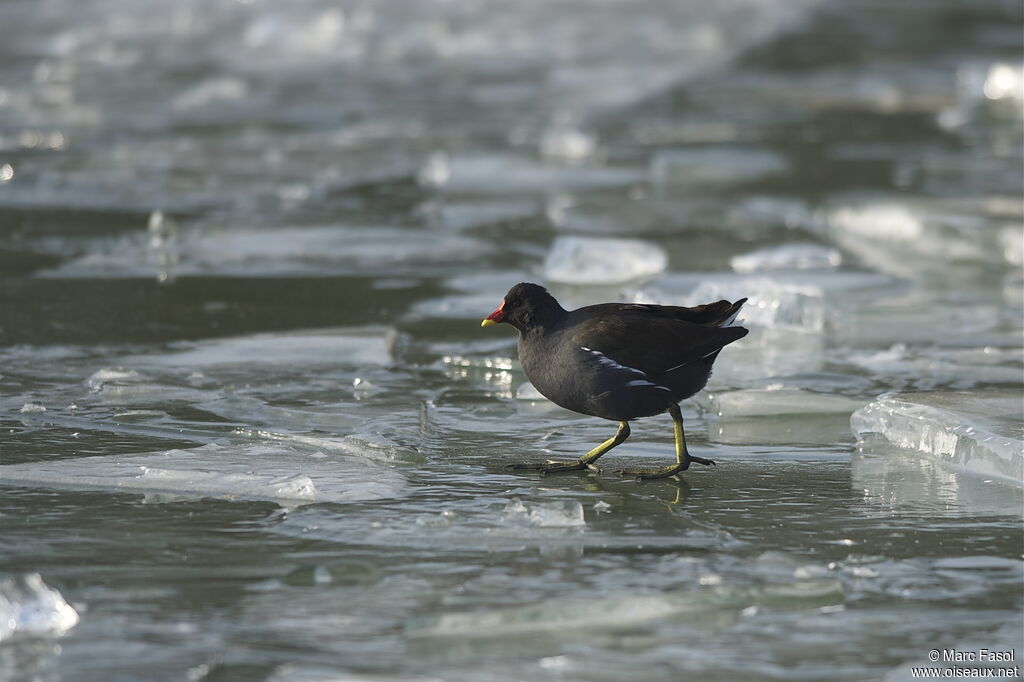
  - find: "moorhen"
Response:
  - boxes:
[482,282,747,480]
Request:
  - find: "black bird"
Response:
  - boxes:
[482,282,747,480]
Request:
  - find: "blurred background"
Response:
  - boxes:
[1,1,1022,681]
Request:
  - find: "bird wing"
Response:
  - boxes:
[570,308,748,378]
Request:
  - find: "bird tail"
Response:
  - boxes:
[717,298,747,328]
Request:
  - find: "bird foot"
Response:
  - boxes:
[617,456,715,481]
[505,459,602,475]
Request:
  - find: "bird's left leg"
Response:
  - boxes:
[507,421,630,474]
[617,404,715,481]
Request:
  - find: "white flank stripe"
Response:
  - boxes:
[580,347,646,377]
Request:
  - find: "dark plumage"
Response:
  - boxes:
[482,282,747,480]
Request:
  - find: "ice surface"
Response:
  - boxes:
[39,226,492,279]
[439,155,643,194]
[408,579,841,638]
[85,367,146,392]
[502,498,585,528]
[539,124,597,162]
[650,147,789,187]
[515,382,547,401]
[0,443,408,504]
[845,344,1023,388]
[730,243,841,273]
[826,200,1010,277]
[131,328,394,369]
[851,391,1023,486]
[853,446,1024,516]
[0,574,79,642]
[701,389,865,418]
[543,236,667,284]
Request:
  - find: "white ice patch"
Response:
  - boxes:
[502,498,586,528]
[439,154,643,194]
[0,443,408,505]
[851,390,1023,486]
[826,200,1006,277]
[844,344,1023,388]
[408,579,841,639]
[544,236,667,284]
[0,574,79,643]
[126,328,393,369]
[730,243,841,273]
[38,226,491,279]
[702,388,865,418]
[650,147,789,187]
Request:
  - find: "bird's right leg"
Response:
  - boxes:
[507,421,630,475]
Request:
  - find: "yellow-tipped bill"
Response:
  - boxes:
[481,298,505,327]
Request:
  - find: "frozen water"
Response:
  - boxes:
[844,344,1023,389]
[0,574,79,642]
[539,123,597,162]
[502,498,585,528]
[682,278,824,332]
[408,579,841,638]
[702,388,865,418]
[730,243,842,272]
[851,391,1023,486]
[440,155,643,194]
[0,443,408,504]
[650,147,789,187]
[130,328,394,369]
[543,236,667,284]
[39,227,492,279]
[826,200,1009,277]
[515,382,546,401]
[84,367,145,392]
[852,445,1024,516]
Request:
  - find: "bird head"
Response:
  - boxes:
[481,282,564,333]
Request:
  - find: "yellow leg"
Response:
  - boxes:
[507,421,630,475]
[618,405,715,480]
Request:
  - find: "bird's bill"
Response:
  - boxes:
[481,300,505,327]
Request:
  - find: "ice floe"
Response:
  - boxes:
[129,328,394,369]
[502,498,585,528]
[543,236,667,284]
[730,243,842,273]
[39,226,492,279]
[851,390,1023,486]
[407,579,841,638]
[700,388,865,418]
[0,443,408,504]
[0,574,79,642]
[650,147,789,187]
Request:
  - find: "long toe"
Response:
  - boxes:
[688,455,716,467]
[617,464,686,481]
[506,459,590,474]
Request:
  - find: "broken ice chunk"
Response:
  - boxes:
[543,236,667,284]
[540,124,597,162]
[0,574,79,642]
[703,389,865,418]
[0,443,408,504]
[851,390,1023,485]
[502,498,585,527]
[730,243,841,273]
[682,278,824,332]
[441,154,642,194]
[130,328,394,368]
[650,147,789,187]
[515,382,546,401]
